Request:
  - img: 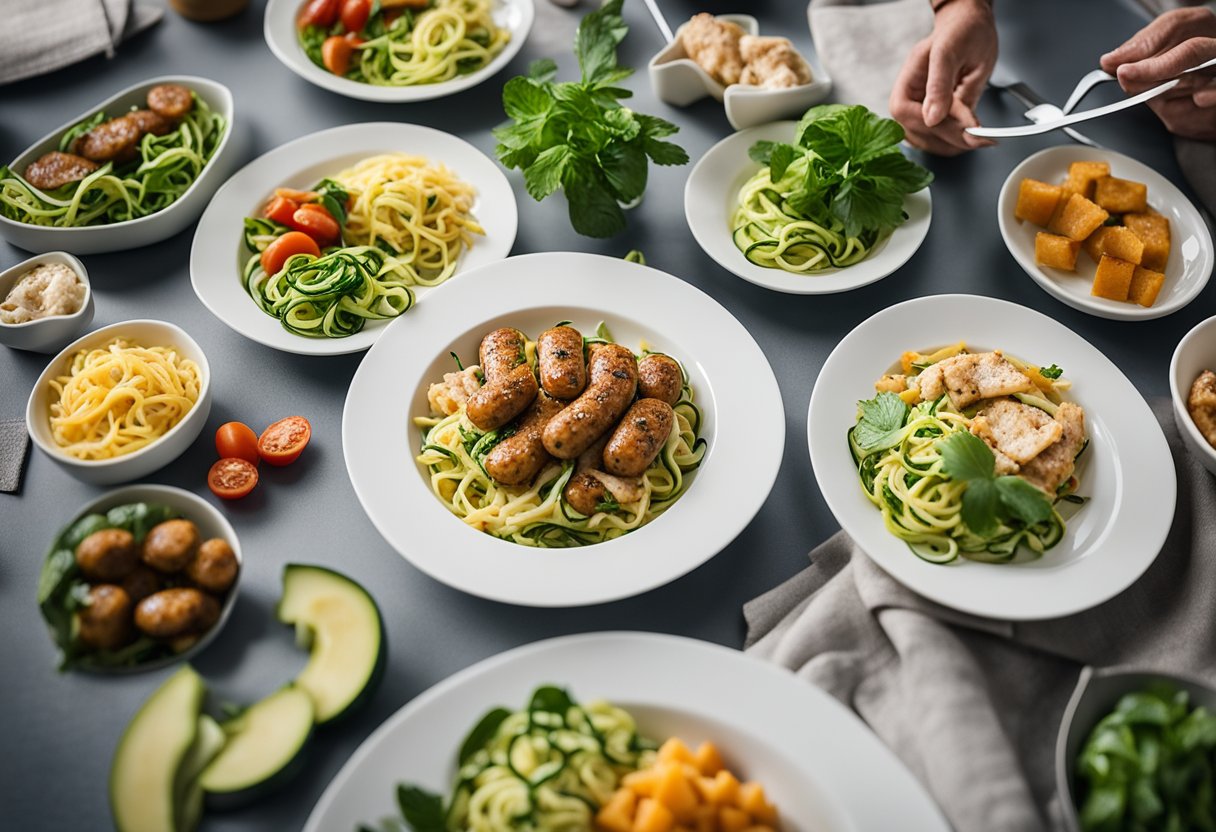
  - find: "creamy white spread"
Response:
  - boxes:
[0,263,85,325]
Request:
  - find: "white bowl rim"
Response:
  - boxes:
[25,318,212,469]
[1169,313,1216,465]
[0,251,91,330]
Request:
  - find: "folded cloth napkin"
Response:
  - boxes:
[744,400,1216,832]
[0,420,31,494]
[0,0,162,87]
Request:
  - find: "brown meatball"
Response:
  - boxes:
[73,114,143,162]
[142,519,200,573]
[147,84,194,119]
[75,529,138,582]
[24,151,99,190]
[637,354,684,406]
[77,585,135,651]
[119,564,162,604]
[185,539,239,594]
[134,588,220,639]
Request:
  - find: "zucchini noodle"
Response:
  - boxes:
[47,339,201,460]
[0,95,225,228]
[731,155,877,273]
[357,0,510,87]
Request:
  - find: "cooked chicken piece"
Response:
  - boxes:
[587,469,646,504]
[428,366,482,416]
[970,399,1063,465]
[1188,370,1216,448]
[875,374,907,394]
[1019,402,1086,494]
[738,35,812,89]
[917,352,1033,409]
[680,13,746,86]
[23,151,99,190]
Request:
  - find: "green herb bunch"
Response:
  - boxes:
[493,0,689,238]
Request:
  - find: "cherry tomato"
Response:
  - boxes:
[340,0,371,34]
[263,196,299,227]
[298,0,340,28]
[291,203,341,246]
[261,231,321,276]
[208,458,259,500]
[274,187,318,203]
[215,422,260,466]
[258,417,312,466]
[321,34,357,76]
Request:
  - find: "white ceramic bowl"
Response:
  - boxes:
[997,146,1213,321]
[649,14,832,131]
[1170,314,1216,477]
[26,319,212,485]
[43,483,242,673]
[0,76,239,255]
[263,0,535,103]
[0,252,94,353]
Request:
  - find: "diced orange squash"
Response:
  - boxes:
[1094,175,1148,214]
[634,798,676,832]
[1092,255,1135,301]
[694,742,725,777]
[657,738,696,765]
[674,827,695,832]
[1035,232,1081,271]
[694,805,718,832]
[1047,193,1110,241]
[655,764,700,821]
[736,783,778,825]
[1081,227,1110,263]
[1064,161,1110,199]
[1124,212,1170,271]
[598,789,639,832]
[1014,178,1062,226]
[1128,266,1166,307]
[742,827,776,832]
[1098,226,1144,264]
[623,768,662,797]
[695,770,741,806]
[719,807,751,832]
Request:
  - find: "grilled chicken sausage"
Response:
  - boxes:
[564,472,609,516]
[483,394,564,486]
[128,109,173,136]
[73,114,144,162]
[76,528,138,582]
[637,354,683,406]
[537,326,587,399]
[465,328,539,431]
[186,538,239,594]
[24,151,100,190]
[147,84,194,119]
[78,585,135,650]
[142,519,200,574]
[542,344,638,459]
[603,399,675,477]
[134,588,220,639]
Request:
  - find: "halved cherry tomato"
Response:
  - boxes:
[216,422,260,466]
[298,0,340,28]
[263,196,299,227]
[208,458,259,500]
[321,34,356,76]
[291,203,341,246]
[340,0,371,34]
[274,187,318,203]
[258,416,312,466]
[261,231,321,276]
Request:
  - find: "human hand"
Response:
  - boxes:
[889,0,998,156]
[1100,7,1216,141]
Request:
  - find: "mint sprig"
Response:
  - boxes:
[940,432,1054,537]
[854,391,909,452]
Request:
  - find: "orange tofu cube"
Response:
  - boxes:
[1082,227,1110,263]
[1064,161,1110,199]
[736,783,778,825]
[1092,255,1135,301]
[693,742,725,777]
[598,789,639,832]
[634,798,676,832]
[1035,232,1081,271]
[693,805,717,832]
[1098,226,1144,264]
[1128,266,1166,307]
[1015,178,1063,226]
[1047,193,1109,241]
[1094,175,1149,214]
[696,770,741,806]
[719,807,751,832]
[655,765,700,821]
[1124,212,1170,271]
[657,738,696,765]
[623,768,662,797]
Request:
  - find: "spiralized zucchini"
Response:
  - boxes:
[0,95,225,228]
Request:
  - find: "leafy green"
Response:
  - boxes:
[624,249,646,265]
[853,392,910,452]
[595,493,622,513]
[939,432,1055,538]
[493,0,688,237]
[1040,364,1064,380]
[748,104,932,239]
[529,685,575,715]
[395,785,447,832]
[458,707,512,765]
[314,178,350,230]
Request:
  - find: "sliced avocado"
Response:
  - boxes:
[110,665,206,832]
[200,685,314,808]
[175,715,226,832]
[277,564,385,724]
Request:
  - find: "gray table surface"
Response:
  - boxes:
[0,0,1208,829]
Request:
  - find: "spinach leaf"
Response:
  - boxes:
[395,785,447,832]
[458,707,511,765]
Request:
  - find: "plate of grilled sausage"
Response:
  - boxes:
[342,251,784,606]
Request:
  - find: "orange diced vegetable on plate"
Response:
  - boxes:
[736,782,778,825]
[1064,161,1110,198]
[1035,232,1080,271]
[1081,227,1109,263]
[656,764,700,821]
[1014,178,1062,226]
[658,738,696,765]
[696,770,741,805]
[1094,175,1148,214]
[1098,226,1144,264]
[634,797,676,832]
[623,768,662,797]
[1124,212,1170,271]
[1092,255,1135,301]
[694,741,725,776]
[1047,193,1109,241]
[598,789,639,832]
[719,806,751,832]
[1128,266,1166,307]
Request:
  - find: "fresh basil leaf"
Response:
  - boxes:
[564,169,625,238]
[1079,783,1127,831]
[37,549,77,606]
[528,57,558,83]
[1040,364,1064,380]
[601,107,640,141]
[396,785,447,832]
[459,707,512,764]
[860,151,935,197]
[853,392,909,452]
[523,144,572,201]
[939,432,995,483]
[832,175,907,239]
[994,476,1053,525]
[960,478,1000,538]
[768,144,796,182]
[599,141,648,201]
[1116,692,1174,726]
[748,140,779,166]
[636,113,680,139]
[642,137,688,167]
[575,0,627,86]
[794,103,851,146]
[60,513,110,551]
[502,76,553,122]
[529,685,575,715]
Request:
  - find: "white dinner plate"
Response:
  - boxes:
[264,0,534,103]
[342,252,783,606]
[190,122,517,356]
[808,294,1175,621]
[684,121,932,295]
[303,632,951,832]
[998,146,1213,321]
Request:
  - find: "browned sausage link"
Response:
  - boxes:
[134,588,217,639]
[77,585,135,650]
[483,394,565,486]
[603,399,676,477]
[563,472,608,516]
[542,344,639,459]
[128,109,174,137]
[466,364,539,431]
[479,327,527,380]
[73,114,143,162]
[75,528,137,582]
[537,325,587,399]
[146,84,194,119]
[637,354,683,406]
[24,152,99,190]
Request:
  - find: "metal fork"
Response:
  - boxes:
[987,65,1101,147]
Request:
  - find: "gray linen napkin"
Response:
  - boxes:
[0,0,163,87]
[0,420,31,494]
[744,399,1216,832]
